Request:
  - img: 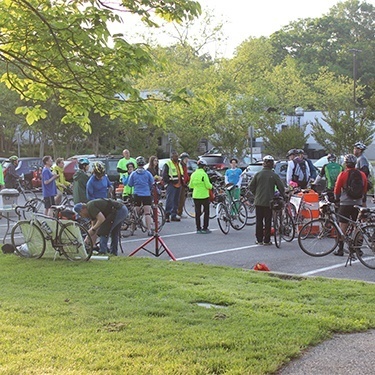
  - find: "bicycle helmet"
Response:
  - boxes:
[135,156,146,166]
[263,155,274,162]
[9,155,18,162]
[296,149,305,154]
[92,161,105,177]
[179,152,189,159]
[354,141,366,150]
[78,157,90,166]
[344,154,357,165]
[286,149,297,158]
[327,153,336,162]
[197,159,207,167]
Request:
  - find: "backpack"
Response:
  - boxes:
[292,158,308,187]
[345,169,364,199]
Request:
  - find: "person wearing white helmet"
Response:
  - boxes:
[4,155,20,189]
[333,154,367,256]
[249,155,285,246]
[353,141,371,206]
[286,148,310,189]
[189,159,213,234]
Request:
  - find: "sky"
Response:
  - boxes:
[116,0,348,58]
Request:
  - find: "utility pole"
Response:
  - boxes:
[349,48,361,122]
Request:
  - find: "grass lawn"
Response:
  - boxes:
[1,254,374,374]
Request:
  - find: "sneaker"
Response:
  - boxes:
[201,229,212,234]
[171,217,181,222]
[147,230,154,236]
[333,249,344,256]
[263,242,273,246]
[255,241,263,245]
[196,230,202,234]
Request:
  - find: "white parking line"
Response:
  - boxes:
[301,260,360,275]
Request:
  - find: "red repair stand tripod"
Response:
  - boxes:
[128,184,176,261]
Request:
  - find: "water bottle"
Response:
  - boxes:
[41,221,52,235]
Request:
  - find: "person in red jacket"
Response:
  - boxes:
[333,154,367,256]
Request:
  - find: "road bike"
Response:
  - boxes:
[11,205,93,261]
[216,184,248,234]
[270,196,285,248]
[298,193,375,269]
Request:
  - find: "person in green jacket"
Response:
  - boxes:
[72,158,90,204]
[249,155,285,245]
[188,159,213,234]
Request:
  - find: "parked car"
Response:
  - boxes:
[313,155,345,172]
[241,163,264,186]
[2,157,43,189]
[197,154,229,171]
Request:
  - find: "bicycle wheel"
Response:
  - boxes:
[281,210,295,242]
[245,201,256,226]
[184,193,195,218]
[273,211,282,248]
[151,204,166,233]
[298,219,339,257]
[297,205,313,229]
[354,224,375,269]
[22,189,38,202]
[11,221,46,258]
[229,200,247,230]
[216,203,230,234]
[59,222,93,261]
[209,201,217,219]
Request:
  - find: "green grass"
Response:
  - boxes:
[1,255,374,374]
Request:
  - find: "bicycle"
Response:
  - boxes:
[240,184,256,226]
[11,205,93,261]
[298,193,375,269]
[14,179,44,214]
[282,188,313,241]
[270,195,285,248]
[216,184,248,234]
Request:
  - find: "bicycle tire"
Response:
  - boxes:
[281,210,295,242]
[59,222,93,261]
[28,197,44,214]
[216,203,230,234]
[298,205,313,229]
[354,224,375,269]
[245,200,256,226]
[22,189,38,202]
[273,211,282,248]
[151,204,166,233]
[11,221,46,258]
[229,200,247,231]
[298,219,339,257]
[184,194,195,218]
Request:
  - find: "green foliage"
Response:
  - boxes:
[311,108,375,155]
[0,0,201,128]
[0,255,374,374]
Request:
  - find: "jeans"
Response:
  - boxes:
[99,205,128,255]
[165,184,181,218]
[194,198,210,230]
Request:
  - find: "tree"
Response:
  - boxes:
[311,107,375,156]
[0,0,201,130]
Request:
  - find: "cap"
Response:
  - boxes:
[73,203,83,218]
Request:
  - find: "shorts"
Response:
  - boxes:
[134,195,152,207]
[338,205,358,224]
[44,196,56,209]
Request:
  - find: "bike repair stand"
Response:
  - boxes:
[128,185,176,261]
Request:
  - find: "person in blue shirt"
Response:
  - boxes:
[86,162,113,201]
[128,156,155,236]
[225,158,243,201]
[41,155,59,216]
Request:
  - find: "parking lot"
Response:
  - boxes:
[1,194,374,283]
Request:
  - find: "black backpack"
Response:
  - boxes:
[345,169,364,199]
[292,158,308,187]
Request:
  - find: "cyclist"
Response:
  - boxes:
[249,155,285,246]
[117,149,137,181]
[41,155,59,216]
[316,154,343,201]
[353,141,371,207]
[128,156,155,236]
[286,149,310,189]
[189,159,213,234]
[299,149,317,181]
[52,157,71,204]
[74,198,128,256]
[86,162,113,201]
[333,154,367,256]
[4,155,20,189]
[225,158,242,200]
[177,152,190,218]
[72,158,90,204]
[162,150,184,222]
[121,162,135,201]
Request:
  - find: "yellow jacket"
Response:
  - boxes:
[52,165,70,192]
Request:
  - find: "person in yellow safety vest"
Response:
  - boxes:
[117,149,137,182]
[121,162,135,201]
[162,150,184,222]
